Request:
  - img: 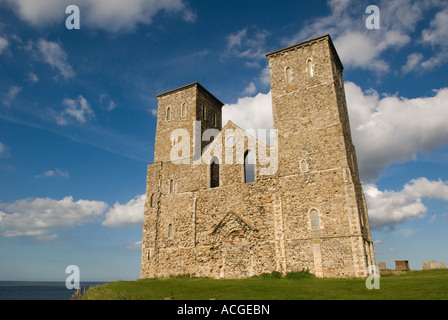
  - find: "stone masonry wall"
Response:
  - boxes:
[141,35,375,279]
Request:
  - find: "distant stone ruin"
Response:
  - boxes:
[378,260,409,275]
[423,260,446,270]
[395,260,410,271]
[378,260,446,274]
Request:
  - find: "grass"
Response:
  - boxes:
[77,269,448,300]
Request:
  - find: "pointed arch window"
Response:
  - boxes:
[310,209,320,230]
[285,67,291,84]
[210,157,219,188]
[169,179,174,193]
[307,59,313,78]
[244,150,255,183]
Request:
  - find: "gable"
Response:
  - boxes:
[211,212,258,247]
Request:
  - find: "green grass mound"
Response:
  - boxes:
[76,269,448,300]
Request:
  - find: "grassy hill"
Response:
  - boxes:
[76,269,448,300]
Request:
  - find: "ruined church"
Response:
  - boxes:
[140,34,375,278]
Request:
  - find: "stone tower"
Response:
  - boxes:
[154,82,224,163]
[141,34,375,279]
[265,34,375,276]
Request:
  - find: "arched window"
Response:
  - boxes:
[244,150,255,183]
[169,179,174,193]
[150,194,155,207]
[202,105,206,120]
[213,113,217,127]
[210,157,219,188]
[307,59,313,78]
[166,107,171,121]
[310,209,320,230]
[301,160,308,173]
[168,223,173,238]
[181,103,187,118]
[285,67,291,84]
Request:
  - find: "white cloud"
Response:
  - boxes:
[259,65,271,86]
[365,178,448,230]
[419,7,448,70]
[4,0,196,33]
[402,52,424,73]
[222,81,448,183]
[242,82,257,96]
[224,27,270,63]
[284,0,446,73]
[0,196,108,241]
[99,94,117,111]
[345,82,448,183]
[222,91,273,133]
[333,31,409,72]
[0,37,8,54]
[37,39,75,79]
[35,169,69,179]
[2,86,22,106]
[148,108,158,116]
[27,72,39,83]
[123,240,142,250]
[0,141,8,157]
[56,95,94,125]
[102,194,145,227]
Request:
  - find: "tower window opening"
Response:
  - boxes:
[210,157,219,188]
[181,103,187,118]
[202,105,206,120]
[301,160,308,172]
[244,150,255,183]
[169,179,174,193]
[310,209,320,230]
[307,59,313,78]
[285,67,291,84]
[166,107,171,121]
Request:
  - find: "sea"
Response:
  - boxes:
[0,281,107,300]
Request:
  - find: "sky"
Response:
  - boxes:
[0,0,447,281]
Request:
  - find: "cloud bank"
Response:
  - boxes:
[0,196,107,241]
[3,0,196,33]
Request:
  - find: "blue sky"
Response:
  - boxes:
[0,0,447,281]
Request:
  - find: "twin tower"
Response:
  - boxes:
[140,34,375,278]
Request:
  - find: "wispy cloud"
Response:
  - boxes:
[2,86,22,106]
[0,141,9,158]
[35,169,69,179]
[37,39,75,79]
[0,37,8,54]
[223,27,271,66]
[27,72,39,84]
[99,94,117,111]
